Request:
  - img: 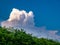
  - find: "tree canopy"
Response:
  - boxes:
[0,27,60,45]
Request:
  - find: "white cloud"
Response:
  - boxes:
[1,8,34,28]
[1,8,60,41]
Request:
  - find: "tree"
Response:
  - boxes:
[0,27,60,45]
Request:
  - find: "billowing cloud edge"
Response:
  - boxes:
[1,8,60,41]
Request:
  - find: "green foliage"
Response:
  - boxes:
[0,27,60,45]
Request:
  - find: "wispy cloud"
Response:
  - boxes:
[1,8,60,41]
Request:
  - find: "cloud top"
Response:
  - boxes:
[1,8,34,28]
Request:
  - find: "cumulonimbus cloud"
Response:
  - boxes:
[1,8,60,41]
[1,8,34,28]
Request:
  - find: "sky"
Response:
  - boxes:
[0,0,60,30]
[0,0,60,40]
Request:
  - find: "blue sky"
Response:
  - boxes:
[0,0,60,31]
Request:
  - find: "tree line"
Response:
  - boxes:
[0,27,60,45]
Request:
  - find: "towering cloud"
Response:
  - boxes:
[1,8,34,28]
[1,8,60,41]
